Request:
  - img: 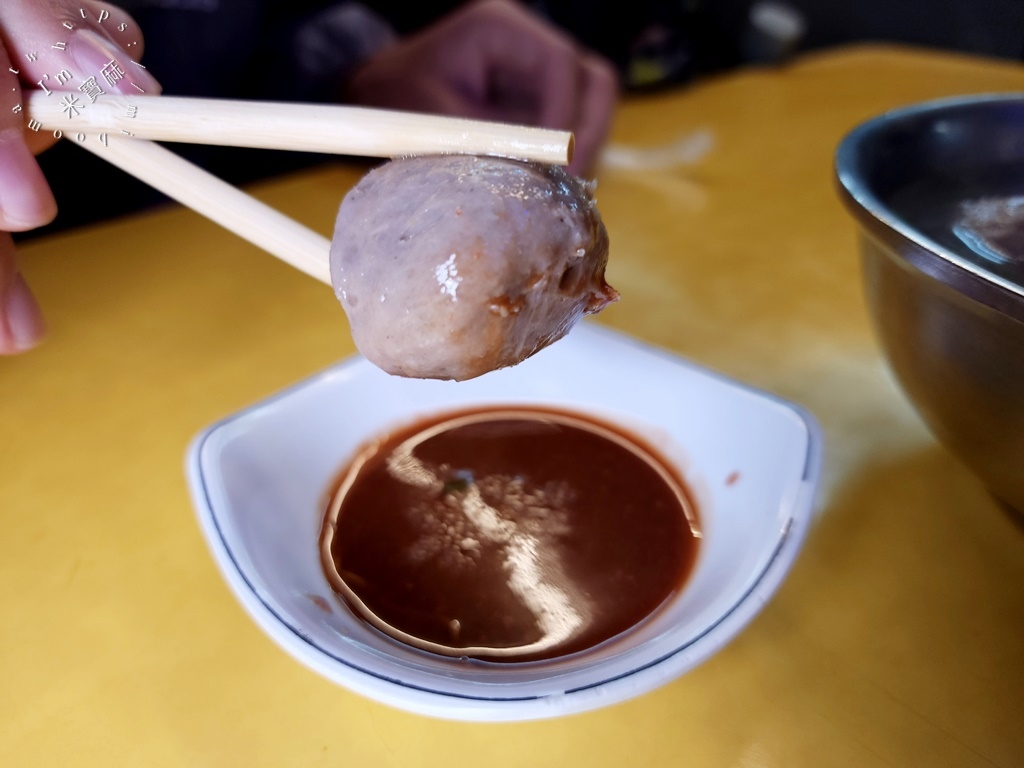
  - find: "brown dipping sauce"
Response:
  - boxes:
[320,406,700,662]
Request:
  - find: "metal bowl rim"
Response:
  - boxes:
[834,92,1024,301]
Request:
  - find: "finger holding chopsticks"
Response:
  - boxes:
[0,0,158,354]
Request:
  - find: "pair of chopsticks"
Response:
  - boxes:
[26,93,574,285]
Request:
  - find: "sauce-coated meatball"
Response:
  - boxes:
[330,155,617,381]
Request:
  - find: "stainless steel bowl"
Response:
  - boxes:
[835,94,1024,512]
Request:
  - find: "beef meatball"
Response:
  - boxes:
[330,155,617,381]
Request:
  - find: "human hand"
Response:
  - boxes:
[344,0,618,176]
[0,0,159,354]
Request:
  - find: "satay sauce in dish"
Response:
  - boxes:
[320,406,700,662]
[187,323,821,721]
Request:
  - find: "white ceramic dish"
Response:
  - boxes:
[187,323,821,722]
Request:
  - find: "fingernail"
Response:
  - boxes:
[3,273,47,351]
[69,29,162,96]
[0,133,57,230]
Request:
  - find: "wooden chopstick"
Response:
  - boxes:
[29,92,574,166]
[75,134,333,285]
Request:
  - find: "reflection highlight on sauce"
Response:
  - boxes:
[388,440,587,654]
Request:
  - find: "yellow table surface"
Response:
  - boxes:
[3,45,1023,766]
